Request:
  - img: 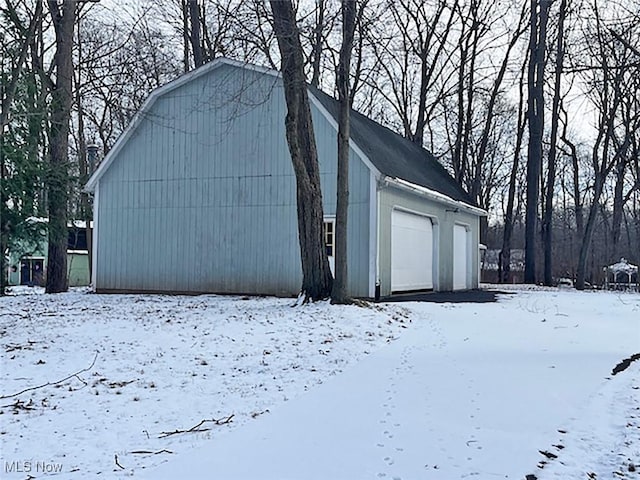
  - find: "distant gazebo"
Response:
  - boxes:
[604,258,639,291]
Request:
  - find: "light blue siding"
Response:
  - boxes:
[95,64,372,296]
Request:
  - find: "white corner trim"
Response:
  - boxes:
[368,170,378,298]
[384,177,487,217]
[307,92,382,180]
[91,183,99,288]
[84,58,281,192]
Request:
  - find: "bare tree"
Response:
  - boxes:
[0,1,42,135]
[186,0,204,68]
[500,55,529,283]
[269,0,333,301]
[364,0,457,147]
[331,0,358,304]
[44,0,78,293]
[542,0,568,286]
[575,0,639,289]
[524,0,552,284]
[309,0,326,88]
[0,0,45,294]
[610,45,640,261]
[76,8,181,153]
[470,3,528,205]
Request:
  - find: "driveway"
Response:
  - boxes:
[382,288,509,303]
[143,290,639,480]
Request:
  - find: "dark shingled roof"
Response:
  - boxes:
[310,87,477,206]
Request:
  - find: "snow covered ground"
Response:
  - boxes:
[1,287,638,479]
[1,289,410,478]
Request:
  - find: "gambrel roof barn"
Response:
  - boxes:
[86,58,485,297]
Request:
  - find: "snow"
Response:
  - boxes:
[389,177,485,215]
[1,287,638,479]
[608,258,639,275]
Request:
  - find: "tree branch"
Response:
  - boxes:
[158,415,235,438]
[0,351,99,399]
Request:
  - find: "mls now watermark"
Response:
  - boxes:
[5,460,63,474]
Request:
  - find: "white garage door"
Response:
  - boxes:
[453,224,469,290]
[391,210,433,291]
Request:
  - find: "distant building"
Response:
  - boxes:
[7,220,91,287]
[481,249,525,283]
[603,258,638,292]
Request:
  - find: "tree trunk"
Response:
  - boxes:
[561,121,583,243]
[331,0,357,304]
[187,0,204,68]
[75,29,93,281]
[269,0,333,302]
[0,234,6,294]
[0,134,7,295]
[543,0,566,286]
[310,0,325,88]
[524,0,551,284]
[181,0,190,72]
[45,0,77,293]
[610,157,625,261]
[452,20,468,185]
[473,3,527,205]
[0,1,42,136]
[576,178,604,288]
[411,0,454,148]
[500,58,528,284]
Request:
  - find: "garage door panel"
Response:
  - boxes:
[391,210,433,291]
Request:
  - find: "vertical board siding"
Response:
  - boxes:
[96,64,371,296]
[311,105,371,297]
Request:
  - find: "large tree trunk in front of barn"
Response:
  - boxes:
[45,0,76,293]
[331,0,357,304]
[270,0,333,302]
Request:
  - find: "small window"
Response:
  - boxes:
[68,228,88,250]
[324,220,335,257]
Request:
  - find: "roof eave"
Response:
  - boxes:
[383,177,487,217]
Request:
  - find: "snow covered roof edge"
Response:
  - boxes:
[606,258,638,274]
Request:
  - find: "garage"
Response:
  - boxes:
[391,210,434,292]
[453,224,469,290]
